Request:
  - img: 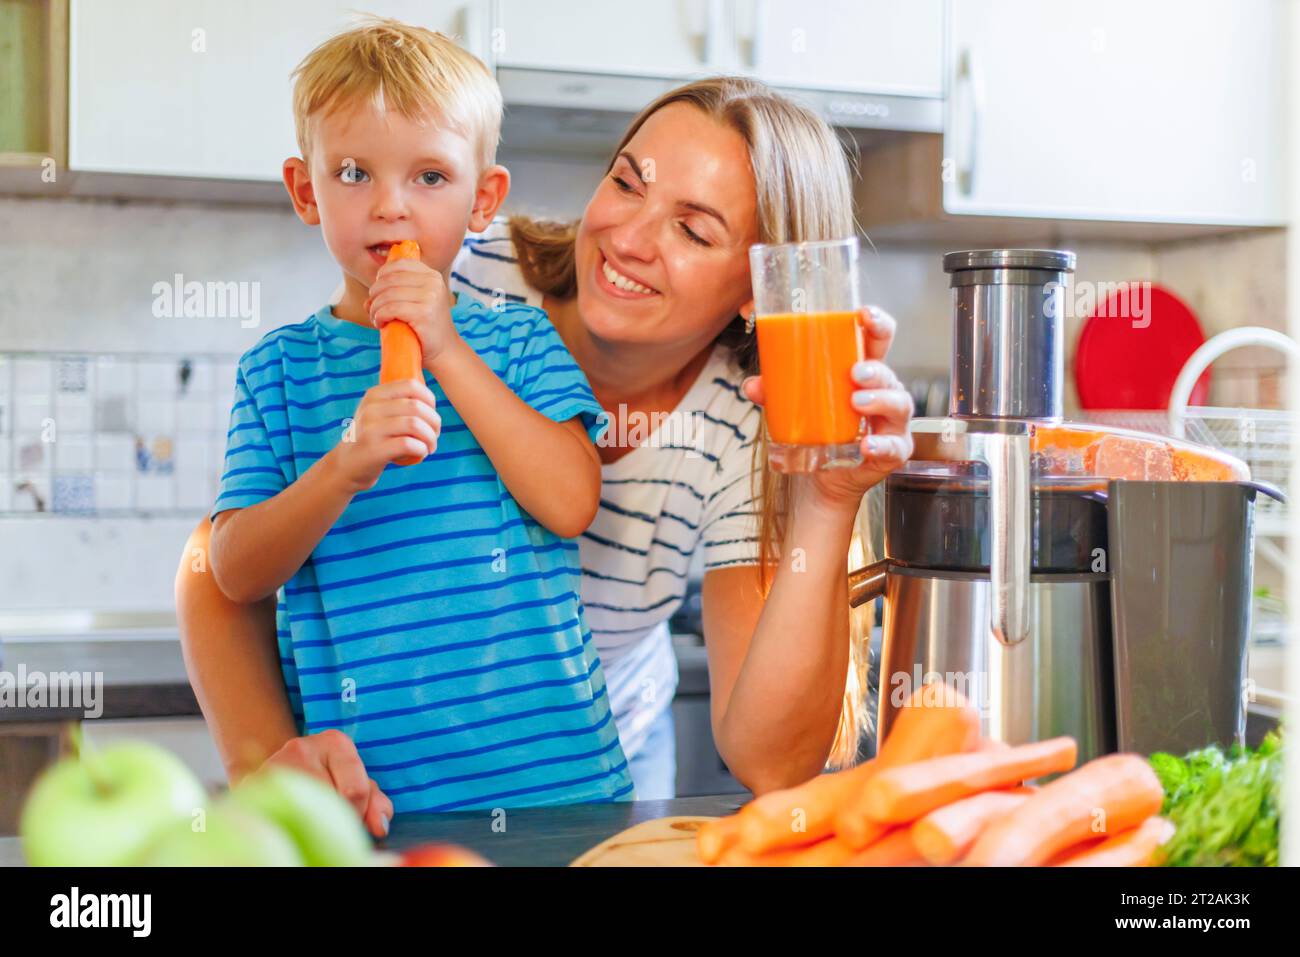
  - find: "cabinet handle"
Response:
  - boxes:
[955,46,985,197]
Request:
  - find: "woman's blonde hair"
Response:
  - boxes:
[289,16,502,170]
[511,76,874,769]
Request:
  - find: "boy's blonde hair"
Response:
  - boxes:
[290,16,502,169]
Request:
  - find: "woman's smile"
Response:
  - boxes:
[596,249,660,299]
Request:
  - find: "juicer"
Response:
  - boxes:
[850,250,1279,761]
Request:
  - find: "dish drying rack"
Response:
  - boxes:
[1080,327,1296,645]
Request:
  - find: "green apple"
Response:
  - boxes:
[228,766,373,866]
[20,741,208,867]
[134,802,304,866]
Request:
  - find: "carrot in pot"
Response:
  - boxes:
[845,827,927,867]
[835,682,982,848]
[964,753,1164,867]
[737,760,878,854]
[1055,816,1175,868]
[378,239,425,466]
[860,736,1078,825]
[911,789,1031,865]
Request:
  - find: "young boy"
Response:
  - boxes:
[208,18,632,813]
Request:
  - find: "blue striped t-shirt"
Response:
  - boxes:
[212,295,633,813]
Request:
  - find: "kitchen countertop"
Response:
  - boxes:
[0,638,200,723]
[0,636,713,725]
[381,794,747,865]
[0,794,749,867]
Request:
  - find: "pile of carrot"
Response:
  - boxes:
[696,683,1170,867]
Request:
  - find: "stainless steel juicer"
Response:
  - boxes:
[850,250,1278,761]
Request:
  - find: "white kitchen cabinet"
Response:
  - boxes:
[494,0,716,78]
[943,0,1286,226]
[495,0,943,95]
[69,0,490,182]
[737,0,943,97]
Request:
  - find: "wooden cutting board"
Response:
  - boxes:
[569,816,718,867]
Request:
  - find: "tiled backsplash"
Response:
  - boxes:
[0,352,237,516]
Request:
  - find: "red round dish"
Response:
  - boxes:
[1074,283,1211,410]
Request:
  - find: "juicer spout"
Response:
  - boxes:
[986,432,1032,646]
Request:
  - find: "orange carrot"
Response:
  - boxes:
[846,827,927,867]
[911,790,1030,865]
[964,753,1164,867]
[1043,837,1105,866]
[737,761,878,854]
[718,835,856,867]
[782,836,858,867]
[838,815,891,852]
[877,683,983,766]
[861,737,1078,825]
[836,682,981,848]
[378,239,424,465]
[1056,816,1176,868]
[696,815,742,865]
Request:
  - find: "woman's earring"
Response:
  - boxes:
[745,311,756,334]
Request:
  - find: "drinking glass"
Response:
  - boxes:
[749,237,866,472]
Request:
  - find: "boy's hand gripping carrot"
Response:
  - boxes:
[378,240,425,465]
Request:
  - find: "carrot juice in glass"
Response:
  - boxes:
[749,237,866,472]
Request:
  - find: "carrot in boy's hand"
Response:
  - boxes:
[379,240,425,465]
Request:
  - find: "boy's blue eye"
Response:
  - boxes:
[420,171,445,186]
[338,165,368,184]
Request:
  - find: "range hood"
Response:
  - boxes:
[497,67,943,157]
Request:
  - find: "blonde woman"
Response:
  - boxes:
[178,76,913,833]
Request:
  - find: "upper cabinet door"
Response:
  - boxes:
[945,0,1286,225]
[70,0,489,181]
[494,0,715,78]
[742,0,943,97]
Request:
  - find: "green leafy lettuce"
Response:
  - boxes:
[1148,730,1283,867]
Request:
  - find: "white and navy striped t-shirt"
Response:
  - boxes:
[451,219,763,759]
